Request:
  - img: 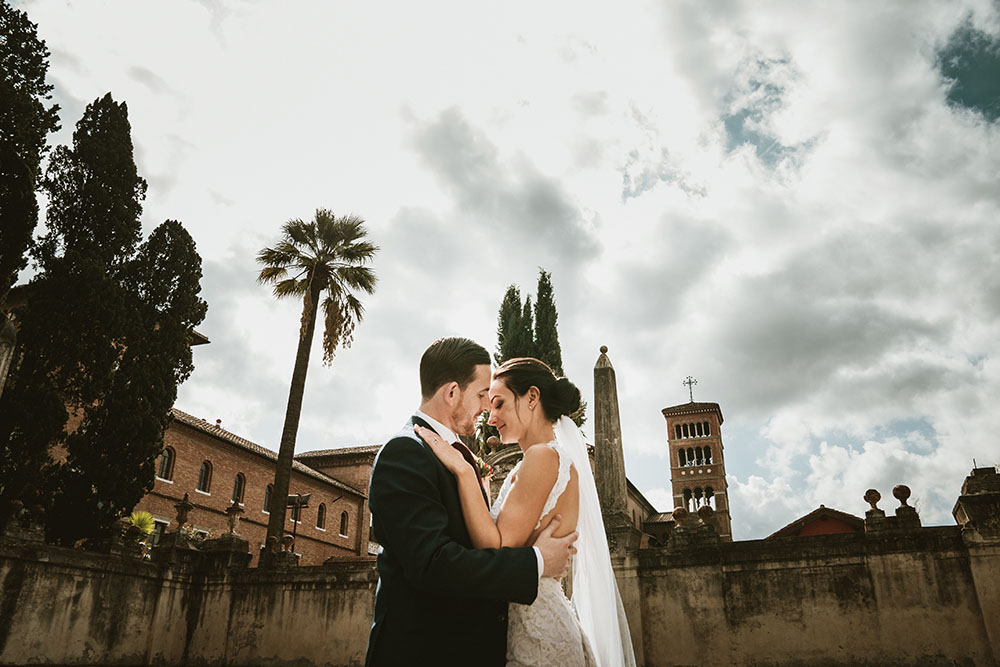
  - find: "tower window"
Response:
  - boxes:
[682,423,690,438]
[674,424,682,440]
[197,461,212,493]
[696,422,704,437]
[679,448,687,466]
[705,446,713,464]
[704,421,711,436]
[687,448,694,466]
[696,446,703,465]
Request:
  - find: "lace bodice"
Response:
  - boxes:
[490,441,573,529]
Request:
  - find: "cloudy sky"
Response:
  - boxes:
[18,0,1000,539]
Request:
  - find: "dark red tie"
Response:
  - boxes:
[450,440,482,479]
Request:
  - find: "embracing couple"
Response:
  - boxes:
[365,337,636,667]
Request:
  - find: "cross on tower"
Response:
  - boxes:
[683,376,698,403]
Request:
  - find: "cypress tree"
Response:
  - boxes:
[533,269,563,376]
[494,285,523,365]
[515,295,535,358]
[0,94,207,543]
[0,2,60,299]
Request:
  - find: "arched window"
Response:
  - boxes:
[705,486,715,509]
[197,461,212,492]
[231,473,245,503]
[317,503,326,529]
[263,484,273,513]
[682,423,689,438]
[339,511,349,536]
[686,448,694,466]
[674,425,682,440]
[157,447,174,481]
[695,446,703,465]
[705,446,713,464]
[705,421,711,436]
[696,422,704,437]
[693,487,703,508]
[678,448,687,466]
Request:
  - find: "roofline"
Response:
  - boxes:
[626,478,658,514]
[766,505,863,539]
[295,444,382,460]
[169,408,366,497]
[661,402,724,425]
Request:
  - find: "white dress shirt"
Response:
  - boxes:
[414,409,545,581]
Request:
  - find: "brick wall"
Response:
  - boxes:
[135,416,368,566]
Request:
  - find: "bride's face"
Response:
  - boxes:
[487,379,530,444]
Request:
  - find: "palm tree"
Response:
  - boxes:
[257,209,377,543]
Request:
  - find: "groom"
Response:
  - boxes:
[365,337,578,667]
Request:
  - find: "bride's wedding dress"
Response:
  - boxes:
[491,440,597,667]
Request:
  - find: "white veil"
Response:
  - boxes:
[554,416,637,667]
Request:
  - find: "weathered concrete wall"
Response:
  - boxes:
[637,527,998,667]
[0,538,377,666]
[4,524,999,666]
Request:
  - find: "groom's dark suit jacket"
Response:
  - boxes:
[365,415,539,667]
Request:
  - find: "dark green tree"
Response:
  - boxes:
[48,220,207,544]
[515,295,535,358]
[0,1,60,299]
[0,94,206,543]
[533,269,563,376]
[257,210,377,542]
[494,285,523,365]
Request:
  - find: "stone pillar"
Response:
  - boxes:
[593,346,646,665]
[952,466,1000,662]
[594,346,627,517]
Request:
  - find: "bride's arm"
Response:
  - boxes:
[416,426,557,549]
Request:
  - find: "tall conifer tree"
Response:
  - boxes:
[0,2,60,299]
[533,269,563,376]
[0,94,207,542]
[494,285,523,365]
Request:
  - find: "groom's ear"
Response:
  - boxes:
[440,380,460,405]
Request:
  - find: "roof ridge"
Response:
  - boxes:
[169,408,366,498]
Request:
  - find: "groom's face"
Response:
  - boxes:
[450,364,492,437]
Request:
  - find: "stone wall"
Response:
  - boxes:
[3,486,1000,666]
[0,534,377,667]
[633,526,1000,666]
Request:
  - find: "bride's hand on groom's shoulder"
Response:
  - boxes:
[414,425,469,476]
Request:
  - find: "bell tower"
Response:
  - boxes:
[662,378,733,541]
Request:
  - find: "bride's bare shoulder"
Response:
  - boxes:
[518,444,559,480]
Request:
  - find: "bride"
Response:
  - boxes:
[416,357,636,667]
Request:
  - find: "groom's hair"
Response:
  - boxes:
[420,337,490,399]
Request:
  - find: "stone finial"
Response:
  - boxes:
[225,499,245,535]
[486,435,499,452]
[892,485,911,507]
[671,506,688,523]
[864,489,881,510]
[281,534,294,553]
[697,505,715,522]
[173,493,194,531]
[600,345,608,354]
[265,535,279,554]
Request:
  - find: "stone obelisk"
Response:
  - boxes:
[594,345,628,520]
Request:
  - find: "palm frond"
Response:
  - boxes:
[257,265,288,284]
[334,265,377,294]
[273,278,306,298]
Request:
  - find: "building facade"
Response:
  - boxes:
[137,409,369,566]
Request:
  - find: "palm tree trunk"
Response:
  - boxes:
[266,281,322,542]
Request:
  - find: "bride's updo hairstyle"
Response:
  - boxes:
[493,357,581,422]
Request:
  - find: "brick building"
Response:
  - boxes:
[138,409,371,566]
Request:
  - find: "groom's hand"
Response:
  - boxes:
[533,515,578,579]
